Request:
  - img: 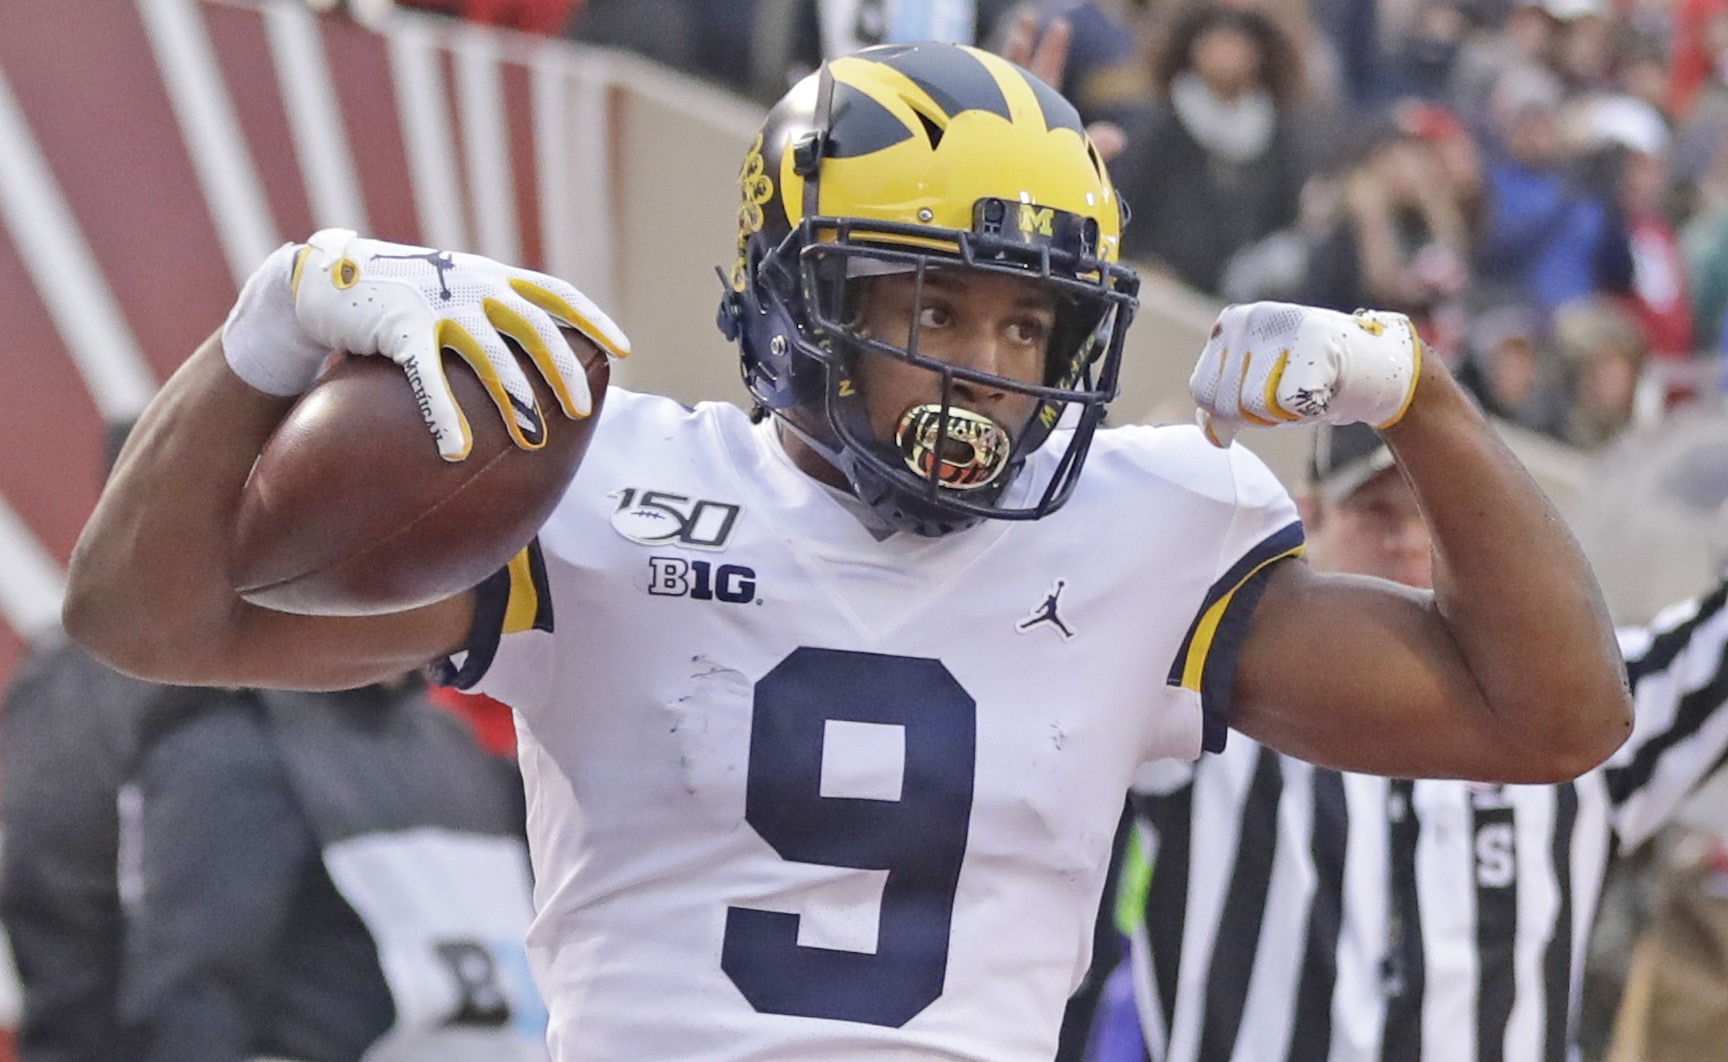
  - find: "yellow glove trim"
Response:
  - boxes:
[509,278,631,360]
[1262,349,1303,422]
[482,298,583,418]
[436,320,545,453]
[422,322,475,460]
[1372,325,1423,430]
[289,246,314,298]
[1236,354,1280,428]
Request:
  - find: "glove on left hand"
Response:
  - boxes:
[1188,301,1421,448]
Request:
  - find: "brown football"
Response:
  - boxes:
[232,336,608,615]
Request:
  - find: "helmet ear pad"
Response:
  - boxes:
[733,253,828,412]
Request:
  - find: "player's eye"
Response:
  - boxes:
[917,305,953,330]
[1006,316,1051,346]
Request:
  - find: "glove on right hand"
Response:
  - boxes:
[223,229,630,461]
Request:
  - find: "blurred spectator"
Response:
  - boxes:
[1405,95,1488,231]
[1302,113,1473,353]
[1307,0,1381,104]
[820,0,1026,57]
[1575,97,1695,364]
[1449,1,1559,126]
[1477,64,1631,313]
[1670,0,1728,123]
[1109,2,1307,294]
[0,623,545,1061]
[983,3,1148,124]
[1605,824,1728,1062]
[0,632,150,1062]
[1679,116,1728,350]
[571,0,792,97]
[1235,0,1347,107]
[1548,0,1615,94]
[1455,300,1572,435]
[1380,0,1472,102]
[1620,30,1676,120]
[119,679,547,1062]
[1554,293,1650,448]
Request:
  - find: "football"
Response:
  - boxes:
[232,335,608,615]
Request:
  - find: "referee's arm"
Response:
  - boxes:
[1606,574,1728,845]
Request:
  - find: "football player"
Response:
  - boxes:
[65,43,1628,1062]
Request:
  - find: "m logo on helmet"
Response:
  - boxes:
[1018,205,1054,238]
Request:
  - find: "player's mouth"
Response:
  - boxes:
[895,404,1011,490]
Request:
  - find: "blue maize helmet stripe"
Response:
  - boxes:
[826,81,916,159]
[865,42,1084,135]
[868,44,1011,123]
[1022,73,1085,134]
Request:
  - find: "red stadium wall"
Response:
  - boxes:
[0,0,632,689]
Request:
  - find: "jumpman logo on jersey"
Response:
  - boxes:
[1016,580,1075,641]
[370,249,456,300]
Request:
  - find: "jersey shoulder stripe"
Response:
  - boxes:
[1167,520,1304,751]
[434,539,551,690]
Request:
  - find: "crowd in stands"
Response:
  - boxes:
[552,0,1728,457]
[1060,0,1728,455]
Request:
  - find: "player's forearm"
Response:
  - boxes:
[1384,355,1632,776]
[63,331,293,680]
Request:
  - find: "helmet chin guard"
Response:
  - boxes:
[720,42,1139,536]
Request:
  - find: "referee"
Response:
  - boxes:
[1087,422,1728,1062]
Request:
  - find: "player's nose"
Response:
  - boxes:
[945,327,1012,399]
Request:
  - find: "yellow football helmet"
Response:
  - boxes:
[717,42,1138,536]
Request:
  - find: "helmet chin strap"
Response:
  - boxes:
[770,394,1023,537]
[769,407,853,486]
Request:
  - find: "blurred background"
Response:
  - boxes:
[7,0,1728,1056]
[15,0,1728,696]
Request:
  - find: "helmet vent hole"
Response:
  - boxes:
[914,110,945,150]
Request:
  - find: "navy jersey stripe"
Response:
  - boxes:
[430,539,549,690]
[1167,520,1305,688]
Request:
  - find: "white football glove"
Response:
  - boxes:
[1188,301,1421,448]
[222,228,630,460]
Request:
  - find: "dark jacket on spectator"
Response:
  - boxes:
[1110,102,1303,294]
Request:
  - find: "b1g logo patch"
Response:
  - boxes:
[611,488,742,550]
[649,557,758,603]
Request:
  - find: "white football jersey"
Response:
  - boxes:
[448,388,1300,1061]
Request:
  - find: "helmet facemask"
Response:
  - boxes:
[759,206,1136,535]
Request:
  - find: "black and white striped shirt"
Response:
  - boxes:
[1110,575,1728,1062]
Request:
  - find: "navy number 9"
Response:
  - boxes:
[721,647,977,1027]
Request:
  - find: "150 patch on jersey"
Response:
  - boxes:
[610,488,742,549]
